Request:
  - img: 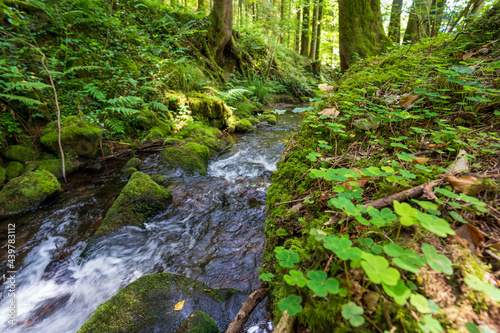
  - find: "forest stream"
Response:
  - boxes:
[0,110,302,333]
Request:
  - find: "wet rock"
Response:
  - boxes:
[176,311,219,333]
[20,294,71,327]
[123,167,137,178]
[150,174,168,186]
[40,116,103,158]
[175,123,224,155]
[2,144,37,162]
[162,142,210,175]
[77,273,248,333]
[123,157,141,171]
[25,158,82,180]
[6,161,24,180]
[235,119,253,133]
[92,172,173,237]
[0,170,61,217]
[258,114,276,125]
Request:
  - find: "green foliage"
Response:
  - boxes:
[278,294,303,316]
[341,302,364,327]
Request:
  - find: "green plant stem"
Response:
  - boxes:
[395,224,402,243]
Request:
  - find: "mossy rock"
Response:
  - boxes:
[234,119,253,133]
[165,91,188,112]
[2,145,37,163]
[161,142,210,175]
[6,161,24,180]
[25,159,82,180]
[123,157,141,171]
[164,137,185,146]
[145,120,172,140]
[176,123,224,155]
[136,109,158,129]
[176,311,219,333]
[247,117,259,125]
[0,170,61,217]
[227,125,235,134]
[77,273,247,333]
[123,167,137,178]
[150,174,167,186]
[258,114,276,125]
[40,116,103,158]
[187,93,233,129]
[92,172,173,237]
[0,166,5,188]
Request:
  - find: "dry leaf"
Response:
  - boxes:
[455,224,484,254]
[318,84,334,91]
[398,95,419,109]
[318,108,340,118]
[422,182,438,200]
[411,155,430,165]
[166,300,185,314]
[462,51,479,61]
[443,175,487,195]
[427,144,436,149]
[446,149,469,174]
[342,168,372,189]
[203,289,211,293]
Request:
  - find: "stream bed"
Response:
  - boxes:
[0,111,302,333]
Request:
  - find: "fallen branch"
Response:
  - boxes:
[274,194,311,207]
[225,285,269,333]
[272,310,296,333]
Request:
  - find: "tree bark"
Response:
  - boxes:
[338,0,391,72]
[314,0,323,63]
[295,6,301,53]
[310,0,319,60]
[300,0,310,57]
[210,0,233,62]
[388,0,403,43]
[403,0,433,43]
[470,0,485,15]
[430,0,446,37]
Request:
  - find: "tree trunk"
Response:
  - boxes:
[295,7,301,53]
[314,0,323,62]
[280,0,285,43]
[430,0,446,37]
[403,0,432,43]
[300,0,310,57]
[470,0,485,15]
[310,0,319,60]
[388,0,403,43]
[338,0,391,72]
[210,0,233,62]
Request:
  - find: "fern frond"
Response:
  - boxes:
[105,107,139,115]
[83,83,106,102]
[63,66,102,75]
[149,101,169,112]
[0,93,43,105]
[139,86,159,94]
[107,96,143,107]
[104,117,125,134]
[5,81,52,92]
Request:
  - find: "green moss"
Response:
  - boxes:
[161,142,210,175]
[234,119,253,133]
[25,159,82,179]
[6,161,24,180]
[176,123,224,155]
[77,273,242,333]
[164,137,185,145]
[176,311,219,333]
[258,114,277,125]
[40,116,103,158]
[145,120,172,140]
[123,167,138,178]
[0,166,5,188]
[0,170,61,217]
[2,145,37,162]
[136,109,158,129]
[247,117,259,125]
[150,174,167,186]
[123,157,141,171]
[93,172,172,237]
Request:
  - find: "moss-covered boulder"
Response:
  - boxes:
[150,174,167,186]
[161,142,210,175]
[234,119,253,133]
[247,117,259,125]
[77,273,248,333]
[176,311,219,333]
[145,120,172,140]
[188,93,233,129]
[40,116,103,158]
[175,123,224,154]
[0,166,5,188]
[123,167,137,178]
[123,157,141,171]
[136,109,158,129]
[0,170,61,217]
[6,161,24,180]
[25,159,82,180]
[2,145,37,162]
[258,114,277,125]
[92,172,172,237]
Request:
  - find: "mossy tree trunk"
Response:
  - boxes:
[430,0,446,37]
[309,0,319,60]
[209,0,233,63]
[314,0,323,66]
[300,0,310,57]
[403,0,432,43]
[338,0,391,72]
[295,6,301,53]
[388,0,403,43]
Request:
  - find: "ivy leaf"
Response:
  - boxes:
[324,235,363,261]
[464,275,500,302]
[341,301,365,327]
[382,280,411,305]
[278,294,303,316]
[410,293,431,313]
[384,243,426,274]
[284,270,307,287]
[418,315,444,333]
[276,249,300,268]
[421,243,453,275]
[361,252,401,286]
[416,213,455,237]
[259,272,274,282]
[393,200,419,226]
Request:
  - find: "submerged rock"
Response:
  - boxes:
[258,114,276,125]
[161,142,210,175]
[234,119,253,133]
[40,116,103,158]
[25,159,82,180]
[0,170,61,217]
[2,144,37,162]
[77,273,247,333]
[92,172,172,237]
[176,311,219,333]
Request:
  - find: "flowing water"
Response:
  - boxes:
[0,111,302,333]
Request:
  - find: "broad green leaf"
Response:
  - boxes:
[418,315,444,333]
[382,280,411,305]
[278,294,303,316]
[341,301,365,327]
[410,293,431,313]
[324,236,363,261]
[284,270,307,287]
[464,275,500,302]
[417,213,455,237]
[306,152,321,162]
[393,201,419,226]
[325,278,339,294]
[361,252,400,286]
[276,249,300,268]
[259,272,274,282]
[421,243,453,275]
[384,243,425,274]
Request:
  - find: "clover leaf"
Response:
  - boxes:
[382,280,411,305]
[284,270,307,287]
[464,275,500,302]
[393,200,419,226]
[418,315,444,333]
[384,243,426,274]
[421,243,453,275]
[361,252,400,286]
[367,207,397,226]
[306,270,339,297]
[416,213,455,237]
[410,293,431,313]
[341,301,365,327]
[306,152,321,162]
[278,294,303,316]
[324,235,363,261]
[276,249,300,268]
[259,272,274,282]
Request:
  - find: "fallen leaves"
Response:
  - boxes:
[411,155,430,165]
[454,224,484,254]
[398,95,419,109]
[318,107,340,118]
[442,175,488,195]
[166,300,185,314]
[446,150,468,174]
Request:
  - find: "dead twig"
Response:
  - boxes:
[225,285,269,333]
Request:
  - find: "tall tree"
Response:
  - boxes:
[387,0,403,43]
[338,0,391,72]
[430,0,446,37]
[300,0,310,57]
[403,0,432,43]
[309,0,319,59]
[209,0,233,62]
[295,6,302,53]
[447,0,485,32]
[314,0,323,62]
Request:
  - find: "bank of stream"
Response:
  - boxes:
[0,110,303,332]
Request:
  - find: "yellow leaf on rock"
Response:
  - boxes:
[173,300,185,311]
